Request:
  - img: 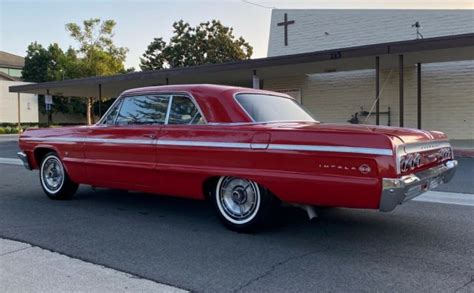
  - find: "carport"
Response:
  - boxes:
[9,33,474,128]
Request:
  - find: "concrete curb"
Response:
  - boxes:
[0,238,187,293]
[454,148,474,158]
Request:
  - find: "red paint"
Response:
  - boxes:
[19,84,452,210]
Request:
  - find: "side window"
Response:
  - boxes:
[103,100,121,125]
[168,96,204,125]
[115,95,169,125]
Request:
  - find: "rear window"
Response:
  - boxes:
[235,94,315,122]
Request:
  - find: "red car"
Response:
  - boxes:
[18,84,457,231]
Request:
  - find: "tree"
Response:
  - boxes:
[65,18,129,124]
[22,43,83,125]
[66,18,128,76]
[140,20,253,71]
[22,42,50,83]
[22,18,129,125]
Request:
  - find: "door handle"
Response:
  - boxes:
[143,134,156,139]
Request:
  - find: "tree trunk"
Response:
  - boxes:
[86,97,93,125]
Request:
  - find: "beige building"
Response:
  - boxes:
[265,9,474,140]
[0,51,38,124]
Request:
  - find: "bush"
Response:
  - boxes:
[0,127,19,134]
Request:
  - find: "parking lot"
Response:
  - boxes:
[1,137,473,292]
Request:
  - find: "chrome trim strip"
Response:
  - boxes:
[402,140,451,154]
[268,144,393,156]
[21,136,393,155]
[157,139,392,155]
[21,137,80,143]
[207,120,320,126]
[86,138,154,145]
[157,140,251,149]
[21,137,153,145]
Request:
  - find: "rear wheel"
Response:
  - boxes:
[39,152,78,200]
[212,176,277,232]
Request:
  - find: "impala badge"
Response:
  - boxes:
[358,164,371,174]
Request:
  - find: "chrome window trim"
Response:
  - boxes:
[96,96,123,126]
[115,94,171,126]
[164,95,174,124]
[96,91,207,127]
[232,92,317,123]
[165,94,206,125]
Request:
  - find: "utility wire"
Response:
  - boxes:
[242,0,276,9]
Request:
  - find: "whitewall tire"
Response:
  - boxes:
[212,176,278,232]
[40,152,78,200]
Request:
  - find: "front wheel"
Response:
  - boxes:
[40,152,78,200]
[212,176,278,232]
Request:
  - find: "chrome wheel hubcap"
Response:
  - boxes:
[218,177,260,223]
[41,157,64,193]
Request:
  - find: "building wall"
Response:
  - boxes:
[268,9,474,57]
[264,60,474,140]
[0,80,38,123]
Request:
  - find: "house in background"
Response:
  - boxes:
[0,51,38,124]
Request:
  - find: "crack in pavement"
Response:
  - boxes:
[455,275,474,292]
[232,250,319,293]
[0,246,32,257]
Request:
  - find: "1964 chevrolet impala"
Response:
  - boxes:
[18,84,457,231]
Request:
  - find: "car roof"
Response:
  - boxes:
[120,84,292,123]
[121,84,283,97]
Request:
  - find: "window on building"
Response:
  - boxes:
[168,96,204,125]
[8,68,22,77]
[115,95,170,125]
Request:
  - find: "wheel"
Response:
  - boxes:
[39,152,78,200]
[212,176,278,232]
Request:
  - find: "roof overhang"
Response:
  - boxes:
[9,33,474,98]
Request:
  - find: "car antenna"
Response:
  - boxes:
[363,69,394,125]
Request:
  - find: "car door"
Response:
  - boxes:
[84,94,170,189]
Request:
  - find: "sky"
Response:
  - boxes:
[1,0,473,69]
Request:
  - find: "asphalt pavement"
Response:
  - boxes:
[0,161,473,292]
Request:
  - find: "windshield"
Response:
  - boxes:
[235,94,315,122]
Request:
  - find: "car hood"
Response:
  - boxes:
[260,122,447,144]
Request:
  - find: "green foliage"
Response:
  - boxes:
[65,18,128,76]
[140,20,253,71]
[21,18,129,118]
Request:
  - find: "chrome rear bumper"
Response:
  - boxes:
[379,160,457,212]
[17,151,32,170]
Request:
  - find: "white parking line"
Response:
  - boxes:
[414,191,474,207]
[0,158,22,166]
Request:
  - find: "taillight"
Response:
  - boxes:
[399,152,422,173]
[440,147,452,160]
